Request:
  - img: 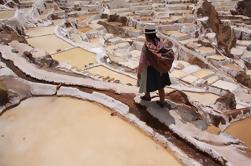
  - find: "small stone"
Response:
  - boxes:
[11,48,18,53]
[247,44,251,51]
[114,80,120,83]
[103,76,110,81]
[126,83,133,86]
[110,112,117,116]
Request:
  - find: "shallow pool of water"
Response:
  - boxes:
[52,48,97,69]
[87,66,137,85]
[27,35,73,54]
[225,118,251,149]
[0,97,182,166]
[26,26,55,37]
[0,10,15,20]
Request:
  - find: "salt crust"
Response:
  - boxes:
[56,86,201,166]
[134,96,251,166]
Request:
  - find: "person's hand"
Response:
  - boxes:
[163,39,173,48]
[137,73,141,80]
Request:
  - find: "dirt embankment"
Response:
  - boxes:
[0,81,8,106]
[98,14,128,37]
[0,25,27,44]
[0,0,20,7]
[231,0,251,17]
[194,0,236,55]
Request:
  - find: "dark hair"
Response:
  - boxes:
[145,33,159,46]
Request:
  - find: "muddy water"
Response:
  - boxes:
[225,118,251,149]
[0,97,182,166]
[52,48,97,69]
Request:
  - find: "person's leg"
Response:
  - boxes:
[141,92,151,101]
[158,88,165,102]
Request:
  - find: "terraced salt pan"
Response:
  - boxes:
[25,26,55,37]
[0,97,182,166]
[52,19,65,25]
[163,31,189,40]
[207,55,226,61]
[27,35,73,54]
[212,80,238,92]
[225,118,251,150]
[192,69,214,79]
[206,75,219,85]
[87,66,137,85]
[0,10,15,20]
[181,75,199,84]
[185,92,219,106]
[196,47,216,56]
[224,64,243,73]
[78,26,92,33]
[52,48,97,70]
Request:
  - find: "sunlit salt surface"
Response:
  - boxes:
[0,97,182,166]
[0,10,15,20]
[52,48,97,69]
[87,66,137,85]
[27,35,73,54]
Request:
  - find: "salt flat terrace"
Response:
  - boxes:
[0,97,182,166]
[86,65,137,86]
[0,10,15,20]
[25,26,56,38]
[27,34,74,54]
[52,47,97,69]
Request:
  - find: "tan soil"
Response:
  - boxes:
[225,118,251,150]
[52,48,97,69]
[0,97,182,166]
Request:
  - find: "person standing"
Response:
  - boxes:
[137,23,172,108]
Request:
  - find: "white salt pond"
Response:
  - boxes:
[87,66,137,85]
[0,97,182,166]
[25,26,55,37]
[225,118,251,150]
[27,35,73,54]
[184,92,219,106]
[52,48,97,69]
[0,10,15,20]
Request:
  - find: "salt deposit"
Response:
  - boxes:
[52,48,97,69]
[0,97,182,166]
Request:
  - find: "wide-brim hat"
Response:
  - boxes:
[144,23,157,34]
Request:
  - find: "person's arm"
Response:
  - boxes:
[145,42,162,58]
